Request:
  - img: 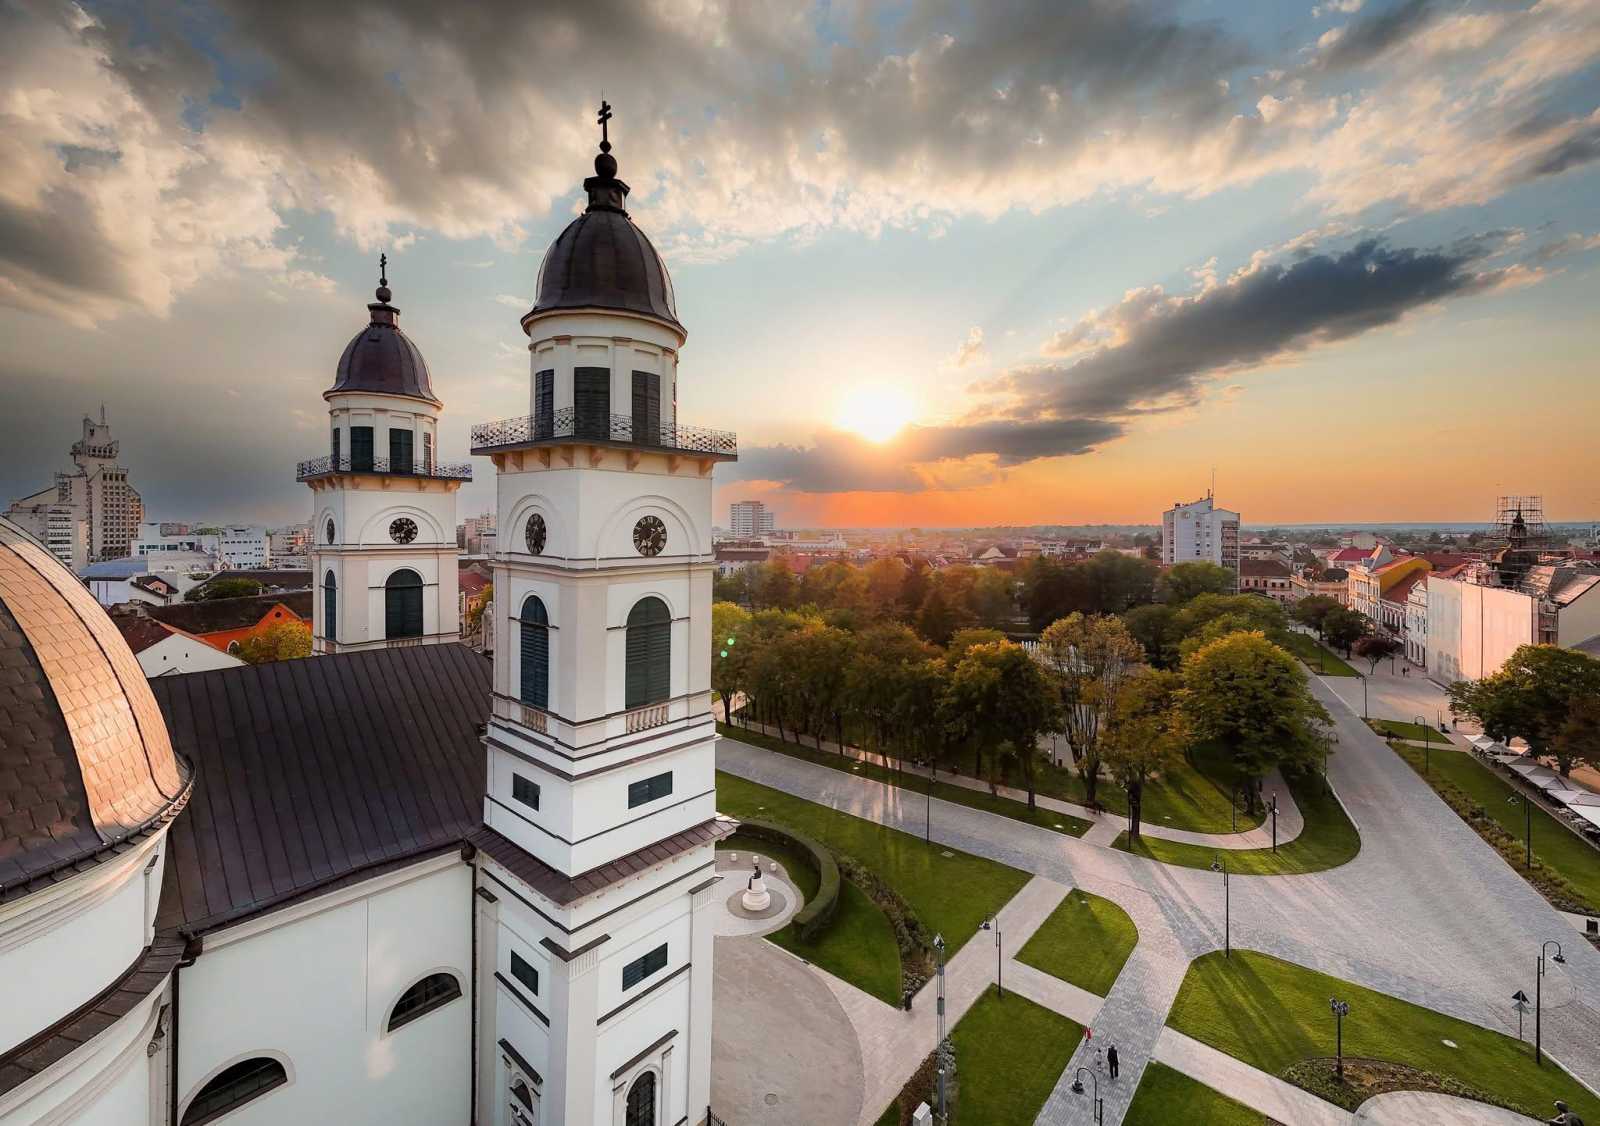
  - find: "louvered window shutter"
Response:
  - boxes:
[535,370,555,439]
[350,426,374,471]
[631,371,660,445]
[389,428,414,474]
[520,597,549,708]
[574,368,610,440]
[625,598,671,707]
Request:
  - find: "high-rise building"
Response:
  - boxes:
[468,117,736,1126]
[729,499,775,538]
[299,260,472,654]
[5,409,143,567]
[1161,493,1240,578]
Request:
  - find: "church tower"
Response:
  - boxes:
[300,261,471,653]
[467,105,736,1126]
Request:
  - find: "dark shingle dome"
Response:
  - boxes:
[327,272,440,404]
[526,144,682,335]
[0,518,191,901]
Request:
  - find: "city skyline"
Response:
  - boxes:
[3,0,1599,528]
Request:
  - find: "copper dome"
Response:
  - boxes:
[327,275,440,404]
[0,518,191,900]
[526,146,682,335]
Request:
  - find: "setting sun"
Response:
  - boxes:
[835,385,915,443]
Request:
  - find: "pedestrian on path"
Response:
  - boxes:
[1108,1045,1120,1080]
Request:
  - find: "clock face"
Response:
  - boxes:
[525,513,547,555]
[325,518,336,544]
[633,515,667,557]
[389,517,419,545]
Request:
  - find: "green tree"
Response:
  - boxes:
[1290,594,1342,638]
[1021,556,1091,631]
[1080,551,1159,613]
[1351,633,1403,673]
[711,601,752,723]
[187,577,265,602]
[1179,631,1332,811]
[1122,604,1180,669]
[236,620,311,664]
[916,585,972,646]
[712,568,751,605]
[862,557,908,618]
[1322,607,1369,655]
[844,623,933,758]
[749,562,800,610]
[968,567,1016,628]
[1449,646,1600,775]
[1553,695,1600,780]
[1102,668,1188,839]
[1037,613,1145,809]
[899,560,932,619]
[945,641,1059,808]
[1171,594,1289,659]
[1157,561,1236,605]
[947,627,1007,658]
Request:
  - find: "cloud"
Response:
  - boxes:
[949,326,987,368]
[733,232,1543,494]
[1313,0,1364,18]
[1314,0,1434,71]
[1532,232,1600,261]
[494,294,529,308]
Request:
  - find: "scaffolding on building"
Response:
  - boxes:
[1491,495,1549,587]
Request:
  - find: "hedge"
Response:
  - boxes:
[736,817,841,940]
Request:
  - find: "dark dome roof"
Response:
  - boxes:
[526,149,682,334]
[0,518,191,901]
[327,279,440,404]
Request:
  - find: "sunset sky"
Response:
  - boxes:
[2,0,1598,529]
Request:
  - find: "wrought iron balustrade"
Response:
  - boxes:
[296,454,473,481]
[471,406,737,457]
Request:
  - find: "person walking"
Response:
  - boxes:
[1107,1044,1120,1080]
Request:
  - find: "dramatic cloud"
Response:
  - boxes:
[2,0,1596,325]
[949,326,987,368]
[736,233,1541,494]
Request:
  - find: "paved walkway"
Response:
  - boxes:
[729,718,1306,850]
[1355,1090,1540,1124]
[715,666,1600,1126]
[1153,1028,1350,1126]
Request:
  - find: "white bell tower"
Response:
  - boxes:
[467,106,736,1126]
[301,259,470,653]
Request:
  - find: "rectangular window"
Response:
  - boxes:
[331,427,340,464]
[512,773,540,810]
[422,431,433,474]
[510,950,539,996]
[534,369,555,439]
[389,428,414,474]
[631,371,661,446]
[573,367,610,441]
[627,771,673,809]
[621,943,668,991]
[350,426,374,472]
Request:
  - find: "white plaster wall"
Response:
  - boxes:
[0,987,163,1126]
[1429,577,1537,684]
[0,842,158,1056]
[1557,585,1600,649]
[176,862,472,1126]
[137,632,245,677]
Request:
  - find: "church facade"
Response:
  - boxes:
[0,116,733,1126]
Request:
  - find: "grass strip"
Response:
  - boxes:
[1016,889,1138,996]
[1279,632,1359,677]
[1124,1062,1265,1126]
[949,990,1084,1126]
[1113,771,1360,875]
[1167,950,1600,1121]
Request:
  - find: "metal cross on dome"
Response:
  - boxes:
[597,99,613,152]
[379,252,387,286]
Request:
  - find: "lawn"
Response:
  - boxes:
[949,990,1083,1125]
[716,771,1031,956]
[1113,770,1360,875]
[1392,745,1600,911]
[1014,742,1261,835]
[1166,950,1600,1121]
[1124,1062,1263,1126]
[1279,631,1359,677]
[719,723,1090,836]
[1016,889,1138,996]
[1369,718,1448,744]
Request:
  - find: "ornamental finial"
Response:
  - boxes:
[375,252,392,304]
[597,98,613,154]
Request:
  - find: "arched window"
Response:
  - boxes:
[625,1071,656,1126]
[323,570,337,643]
[181,1057,287,1125]
[520,596,549,709]
[385,569,424,639]
[386,971,463,1032]
[625,597,671,709]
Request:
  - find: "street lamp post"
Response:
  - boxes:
[981,916,1003,997]
[1330,998,1351,1081]
[1210,855,1230,958]
[1358,672,1369,719]
[1414,714,1431,777]
[1537,940,1566,1066]
[1230,783,1242,833]
[1268,790,1279,853]
[1507,793,1533,869]
[1070,1067,1103,1125]
[918,758,932,843]
[934,933,947,1120]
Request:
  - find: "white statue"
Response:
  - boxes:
[741,858,771,911]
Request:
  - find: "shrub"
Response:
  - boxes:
[735,818,840,940]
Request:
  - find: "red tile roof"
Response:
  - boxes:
[1382,572,1426,605]
[1239,559,1291,578]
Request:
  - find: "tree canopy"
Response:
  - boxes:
[1448,645,1600,775]
[1157,561,1237,605]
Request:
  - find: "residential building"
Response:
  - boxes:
[270,522,311,560]
[147,590,314,655]
[1290,566,1350,605]
[462,511,497,553]
[1160,493,1240,579]
[1238,558,1294,603]
[729,499,776,538]
[459,565,493,650]
[299,263,471,654]
[213,524,271,568]
[1378,569,1426,636]
[715,543,771,575]
[5,409,143,565]
[112,609,248,677]
[80,553,215,606]
[1240,542,1292,565]
[1426,574,1538,684]
[1349,555,1429,625]
[1405,576,1429,667]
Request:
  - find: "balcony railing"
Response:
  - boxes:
[296,455,473,482]
[625,702,671,734]
[471,407,737,458]
[491,692,550,735]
